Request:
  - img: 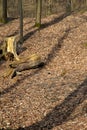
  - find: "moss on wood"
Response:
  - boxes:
[35,22,41,28]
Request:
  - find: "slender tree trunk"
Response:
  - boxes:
[46,0,53,15]
[66,0,78,12]
[0,0,7,23]
[71,0,77,11]
[18,0,23,44]
[35,0,42,28]
[66,0,72,13]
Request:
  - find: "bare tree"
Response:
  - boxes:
[46,0,53,15]
[0,0,7,23]
[18,0,23,44]
[35,0,42,28]
[66,0,87,12]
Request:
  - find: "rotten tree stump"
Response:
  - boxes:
[0,36,19,61]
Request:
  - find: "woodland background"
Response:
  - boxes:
[7,0,87,18]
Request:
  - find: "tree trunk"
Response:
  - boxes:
[35,0,42,28]
[0,36,19,61]
[18,0,23,44]
[66,0,72,13]
[71,0,77,11]
[46,0,53,15]
[0,0,7,23]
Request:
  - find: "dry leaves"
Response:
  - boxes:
[0,12,87,129]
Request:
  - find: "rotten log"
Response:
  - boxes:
[9,54,44,78]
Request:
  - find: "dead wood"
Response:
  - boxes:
[0,36,19,61]
[9,54,44,78]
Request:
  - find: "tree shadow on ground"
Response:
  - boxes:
[7,17,17,22]
[17,78,87,130]
[0,17,17,27]
[0,15,86,99]
[45,28,70,65]
[23,13,70,42]
[0,68,43,97]
[23,29,38,42]
[7,13,69,43]
[0,28,70,97]
[40,13,69,29]
[0,14,84,97]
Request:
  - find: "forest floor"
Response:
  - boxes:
[0,11,87,130]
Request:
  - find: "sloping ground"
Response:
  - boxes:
[0,12,87,130]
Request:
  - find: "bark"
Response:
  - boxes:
[9,54,44,78]
[0,0,7,23]
[18,0,23,44]
[0,36,19,61]
[66,0,72,13]
[46,0,53,15]
[35,0,42,28]
[11,61,44,79]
